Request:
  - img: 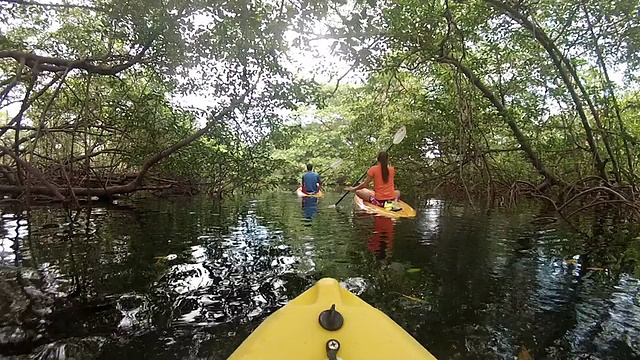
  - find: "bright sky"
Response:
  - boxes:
[165,11,366,128]
[170,20,364,125]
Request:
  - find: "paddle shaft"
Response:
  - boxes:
[334,142,396,206]
[316,165,334,175]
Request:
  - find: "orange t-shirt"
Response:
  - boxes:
[367,164,396,200]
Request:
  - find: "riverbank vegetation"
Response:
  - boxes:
[1,0,639,220]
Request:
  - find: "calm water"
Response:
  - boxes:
[1,192,640,359]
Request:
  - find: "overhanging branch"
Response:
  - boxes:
[0,0,101,11]
[0,43,153,75]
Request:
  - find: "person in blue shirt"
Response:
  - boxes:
[301,164,322,194]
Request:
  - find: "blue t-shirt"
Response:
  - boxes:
[302,171,322,193]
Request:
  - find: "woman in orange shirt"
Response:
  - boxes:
[345,151,400,207]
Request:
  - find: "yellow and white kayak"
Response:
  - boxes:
[295,187,324,198]
[229,278,436,359]
[354,195,417,218]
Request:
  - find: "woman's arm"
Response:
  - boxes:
[346,175,373,191]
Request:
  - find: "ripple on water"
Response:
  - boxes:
[340,277,368,296]
[147,214,299,331]
[32,336,108,360]
[599,276,640,353]
[116,293,152,331]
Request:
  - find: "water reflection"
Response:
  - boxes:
[0,195,639,360]
[0,212,28,266]
[368,216,395,260]
[143,209,303,343]
[419,199,443,244]
[301,197,318,223]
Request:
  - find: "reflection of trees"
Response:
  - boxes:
[151,219,296,327]
[545,214,640,358]
[251,192,371,279]
[100,198,315,359]
[0,211,34,355]
[356,204,640,359]
[2,195,362,357]
[1,197,293,357]
[0,207,129,356]
[2,193,640,358]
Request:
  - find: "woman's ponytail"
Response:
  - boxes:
[378,151,389,183]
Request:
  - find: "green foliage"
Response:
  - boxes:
[0,0,330,197]
[267,0,640,198]
[2,0,640,201]
[268,119,346,185]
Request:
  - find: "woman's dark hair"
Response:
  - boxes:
[377,151,389,183]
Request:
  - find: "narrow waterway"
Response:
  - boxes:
[1,192,639,359]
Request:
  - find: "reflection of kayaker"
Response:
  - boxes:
[345,151,401,211]
[301,196,318,221]
[368,216,394,259]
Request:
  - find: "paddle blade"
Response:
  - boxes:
[392,126,407,145]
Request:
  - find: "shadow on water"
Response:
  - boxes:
[0,193,639,359]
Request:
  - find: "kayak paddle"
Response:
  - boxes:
[333,126,407,207]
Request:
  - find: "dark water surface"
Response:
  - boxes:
[1,192,640,359]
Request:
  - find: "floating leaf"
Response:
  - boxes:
[390,291,424,302]
[401,294,424,303]
[154,254,178,262]
[406,268,421,273]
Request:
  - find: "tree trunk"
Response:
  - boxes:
[484,0,609,180]
[581,1,636,187]
[437,55,563,186]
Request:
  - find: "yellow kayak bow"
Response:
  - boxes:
[228,277,436,359]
